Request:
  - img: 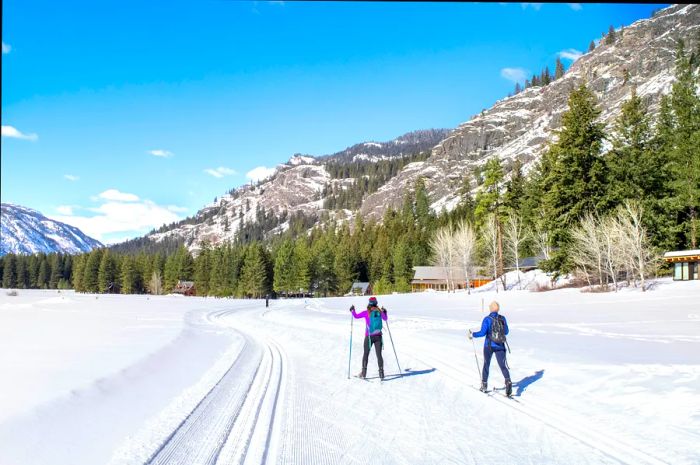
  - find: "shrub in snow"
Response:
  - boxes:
[6,290,18,296]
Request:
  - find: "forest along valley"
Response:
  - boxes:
[0,273,698,465]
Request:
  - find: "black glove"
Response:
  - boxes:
[381,306,387,314]
[350,305,355,312]
[467,329,473,340]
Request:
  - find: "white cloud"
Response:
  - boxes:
[56,205,74,215]
[521,3,543,11]
[2,41,10,54]
[204,167,237,178]
[568,3,582,11]
[64,174,80,181]
[500,67,529,84]
[98,189,140,202]
[558,48,583,62]
[51,194,185,243]
[2,125,38,141]
[148,149,173,158]
[167,205,189,213]
[246,166,277,183]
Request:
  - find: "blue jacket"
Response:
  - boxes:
[472,312,509,349]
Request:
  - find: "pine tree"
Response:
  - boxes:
[37,257,49,289]
[293,238,313,294]
[606,25,616,45]
[194,241,212,295]
[668,40,700,248]
[120,255,137,294]
[98,250,119,292]
[239,243,268,298]
[514,82,522,95]
[334,228,358,295]
[72,254,85,291]
[273,239,295,295]
[82,249,103,293]
[555,57,565,80]
[2,254,17,288]
[541,83,608,271]
[588,40,595,53]
[49,253,63,288]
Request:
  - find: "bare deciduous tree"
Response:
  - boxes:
[504,213,528,289]
[431,226,455,291]
[614,201,658,291]
[454,219,477,294]
[149,270,163,295]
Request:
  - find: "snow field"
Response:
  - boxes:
[0,278,699,464]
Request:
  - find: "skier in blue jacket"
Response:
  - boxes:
[468,301,512,396]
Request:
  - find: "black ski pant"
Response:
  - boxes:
[362,334,384,370]
[482,345,510,383]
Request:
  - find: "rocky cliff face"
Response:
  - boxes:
[142,4,698,251]
[360,4,700,219]
[1,203,103,256]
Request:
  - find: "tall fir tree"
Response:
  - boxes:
[555,57,565,80]
[541,83,608,271]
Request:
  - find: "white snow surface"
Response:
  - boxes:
[1,277,699,465]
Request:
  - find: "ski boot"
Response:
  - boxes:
[480,381,488,393]
[505,379,513,397]
[379,368,385,380]
[357,368,367,379]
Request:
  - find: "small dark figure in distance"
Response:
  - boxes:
[469,301,512,397]
[265,294,269,308]
[350,296,388,379]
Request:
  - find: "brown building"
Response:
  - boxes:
[173,280,196,296]
[411,266,491,292]
[663,250,700,281]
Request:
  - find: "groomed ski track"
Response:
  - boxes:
[137,297,679,465]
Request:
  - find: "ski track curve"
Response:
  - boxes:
[142,305,286,465]
[407,337,668,465]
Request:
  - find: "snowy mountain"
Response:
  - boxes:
[360,4,700,217]
[0,203,103,256]
[133,4,698,252]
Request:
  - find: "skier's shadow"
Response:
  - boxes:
[513,370,544,397]
[380,367,436,382]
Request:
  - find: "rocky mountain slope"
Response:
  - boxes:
[360,3,700,218]
[1,203,103,256]
[142,4,698,252]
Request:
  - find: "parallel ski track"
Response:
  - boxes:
[409,339,667,465]
[143,305,286,465]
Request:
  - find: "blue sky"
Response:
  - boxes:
[1,1,666,244]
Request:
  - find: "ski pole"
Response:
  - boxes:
[348,309,354,379]
[385,319,403,377]
[470,331,481,380]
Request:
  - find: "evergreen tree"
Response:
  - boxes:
[334,228,358,295]
[555,57,565,80]
[2,254,17,288]
[82,249,103,293]
[120,255,138,294]
[588,40,595,53]
[293,238,313,294]
[668,40,700,248]
[606,25,616,45]
[273,239,295,295]
[194,241,212,295]
[98,250,119,292]
[239,243,268,298]
[541,83,608,271]
[37,257,49,289]
[72,254,85,291]
[49,254,63,288]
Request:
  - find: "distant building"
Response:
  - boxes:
[349,282,372,296]
[663,250,700,281]
[173,280,196,296]
[504,255,545,272]
[411,266,491,292]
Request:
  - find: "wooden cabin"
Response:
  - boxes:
[411,266,491,292]
[349,282,372,296]
[173,280,196,296]
[663,250,700,281]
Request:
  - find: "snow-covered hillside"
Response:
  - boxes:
[1,278,698,465]
[0,203,103,256]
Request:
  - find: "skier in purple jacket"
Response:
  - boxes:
[350,296,388,379]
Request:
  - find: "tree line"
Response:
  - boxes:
[2,40,697,296]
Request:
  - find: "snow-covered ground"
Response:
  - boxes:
[1,276,699,465]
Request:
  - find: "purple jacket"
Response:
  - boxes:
[352,306,388,336]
